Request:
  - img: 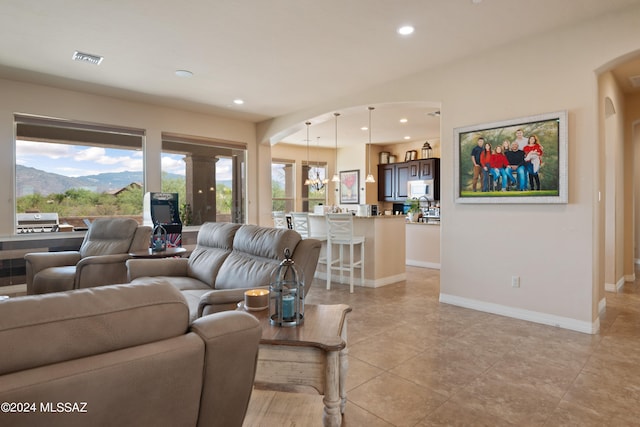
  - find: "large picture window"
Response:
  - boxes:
[15,115,144,232]
[162,133,247,225]
[272,160,295,212]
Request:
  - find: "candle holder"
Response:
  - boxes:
[269,248,304,327]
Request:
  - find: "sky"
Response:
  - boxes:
[16,140,233,180]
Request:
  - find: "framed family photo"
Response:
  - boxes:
[339,170,359,204]
[454,110,568,204]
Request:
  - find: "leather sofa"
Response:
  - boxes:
[0,280,261,427]
[127,222,321,321]
[25,217,152,295]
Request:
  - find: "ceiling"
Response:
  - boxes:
[1,0,640,148]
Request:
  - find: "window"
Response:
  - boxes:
[302,163,327,212]
[162,133,247,225]
[15,115,144,232]
[272,160,295,212]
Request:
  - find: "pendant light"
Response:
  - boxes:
[331,112,340,182]
[365,106,376,183]
[304,121,312,185]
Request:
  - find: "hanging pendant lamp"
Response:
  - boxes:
[365,106,376,183]
[304,121,312,185]
[331,113,340,182]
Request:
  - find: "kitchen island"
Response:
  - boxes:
[309,214,406,289]
[406,222,440,269]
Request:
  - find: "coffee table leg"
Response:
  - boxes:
[323,351,342,427]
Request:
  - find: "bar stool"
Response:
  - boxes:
[272,211,288,229]
[326,213,365,293]
[291,212,327,274]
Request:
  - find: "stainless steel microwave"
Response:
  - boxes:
[407,180,434,200]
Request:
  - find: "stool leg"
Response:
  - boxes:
[359,242,364,290]
[349,243,354,293]
[326,241,332,290]
[339,244,344,284]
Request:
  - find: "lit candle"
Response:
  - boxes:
[282,295,294,319]
[244,289,269,311]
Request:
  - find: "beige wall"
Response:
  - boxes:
[598,71,627,294]
[257,4,640,333]
[627,94,640,265]
[0,78,258,232]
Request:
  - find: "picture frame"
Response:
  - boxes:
[339,170,360,204]
[454,110,568,204]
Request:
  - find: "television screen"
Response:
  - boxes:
[153,204,173,224]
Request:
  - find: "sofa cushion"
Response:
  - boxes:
[79,218,139,257]
[187,222,241,287]
[0,281,189,375]
[215,225,301,290]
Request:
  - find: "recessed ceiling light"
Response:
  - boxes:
[404,136,411,140]
[400,118,408,123]
[233,99,244,105]
[361,126,368,131]
[72,51,103,65]
[175,69,193,78]
[397,25,414,36]
[472,0,482,4]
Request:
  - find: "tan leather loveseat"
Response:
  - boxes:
[0,281,261,427]
[127,222,321,321]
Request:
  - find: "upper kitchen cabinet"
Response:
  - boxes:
[378,162,410,202]
[418,158,439,180]
[378,158,440,202]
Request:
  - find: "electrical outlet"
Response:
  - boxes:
[511,276,520,288]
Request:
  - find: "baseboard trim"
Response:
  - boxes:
[314,272,406,288]
[406,260,440,270]
[598,297,607,314]
[439,293,599,334]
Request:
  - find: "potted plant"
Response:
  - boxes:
[407,198,421,222]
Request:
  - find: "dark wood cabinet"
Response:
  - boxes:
[418,158,439,180]
[378,158,440,202]
[377,162,411,201]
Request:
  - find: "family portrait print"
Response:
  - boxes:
[454,111,568,204]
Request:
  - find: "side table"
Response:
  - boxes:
[240,303,351,427]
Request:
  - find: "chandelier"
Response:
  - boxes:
[308,137,328,191]
[304,123,328,191]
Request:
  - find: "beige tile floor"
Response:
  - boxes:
[243,266,640,426]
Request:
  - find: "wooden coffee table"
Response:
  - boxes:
[240,303,351,427]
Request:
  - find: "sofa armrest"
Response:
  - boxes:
[197,287,268,317]
[25,251,82,290]
[126,258,189,281]
[190,311,261,427]
[74,254,132,289]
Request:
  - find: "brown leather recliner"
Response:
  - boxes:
[25,217,152,295]
[0,281,262,427]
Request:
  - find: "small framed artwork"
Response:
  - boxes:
[454,110,568,204]
[339,170,359,204]
[404,150,417,162]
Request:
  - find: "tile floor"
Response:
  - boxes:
[243,266,640,426]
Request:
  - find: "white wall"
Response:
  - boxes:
[257,4,640,332]
[0,79,258,232]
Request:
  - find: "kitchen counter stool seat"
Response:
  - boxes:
[326,213,364,293]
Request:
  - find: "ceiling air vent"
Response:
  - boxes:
[629,75,640,88]
[72,51,103,65]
